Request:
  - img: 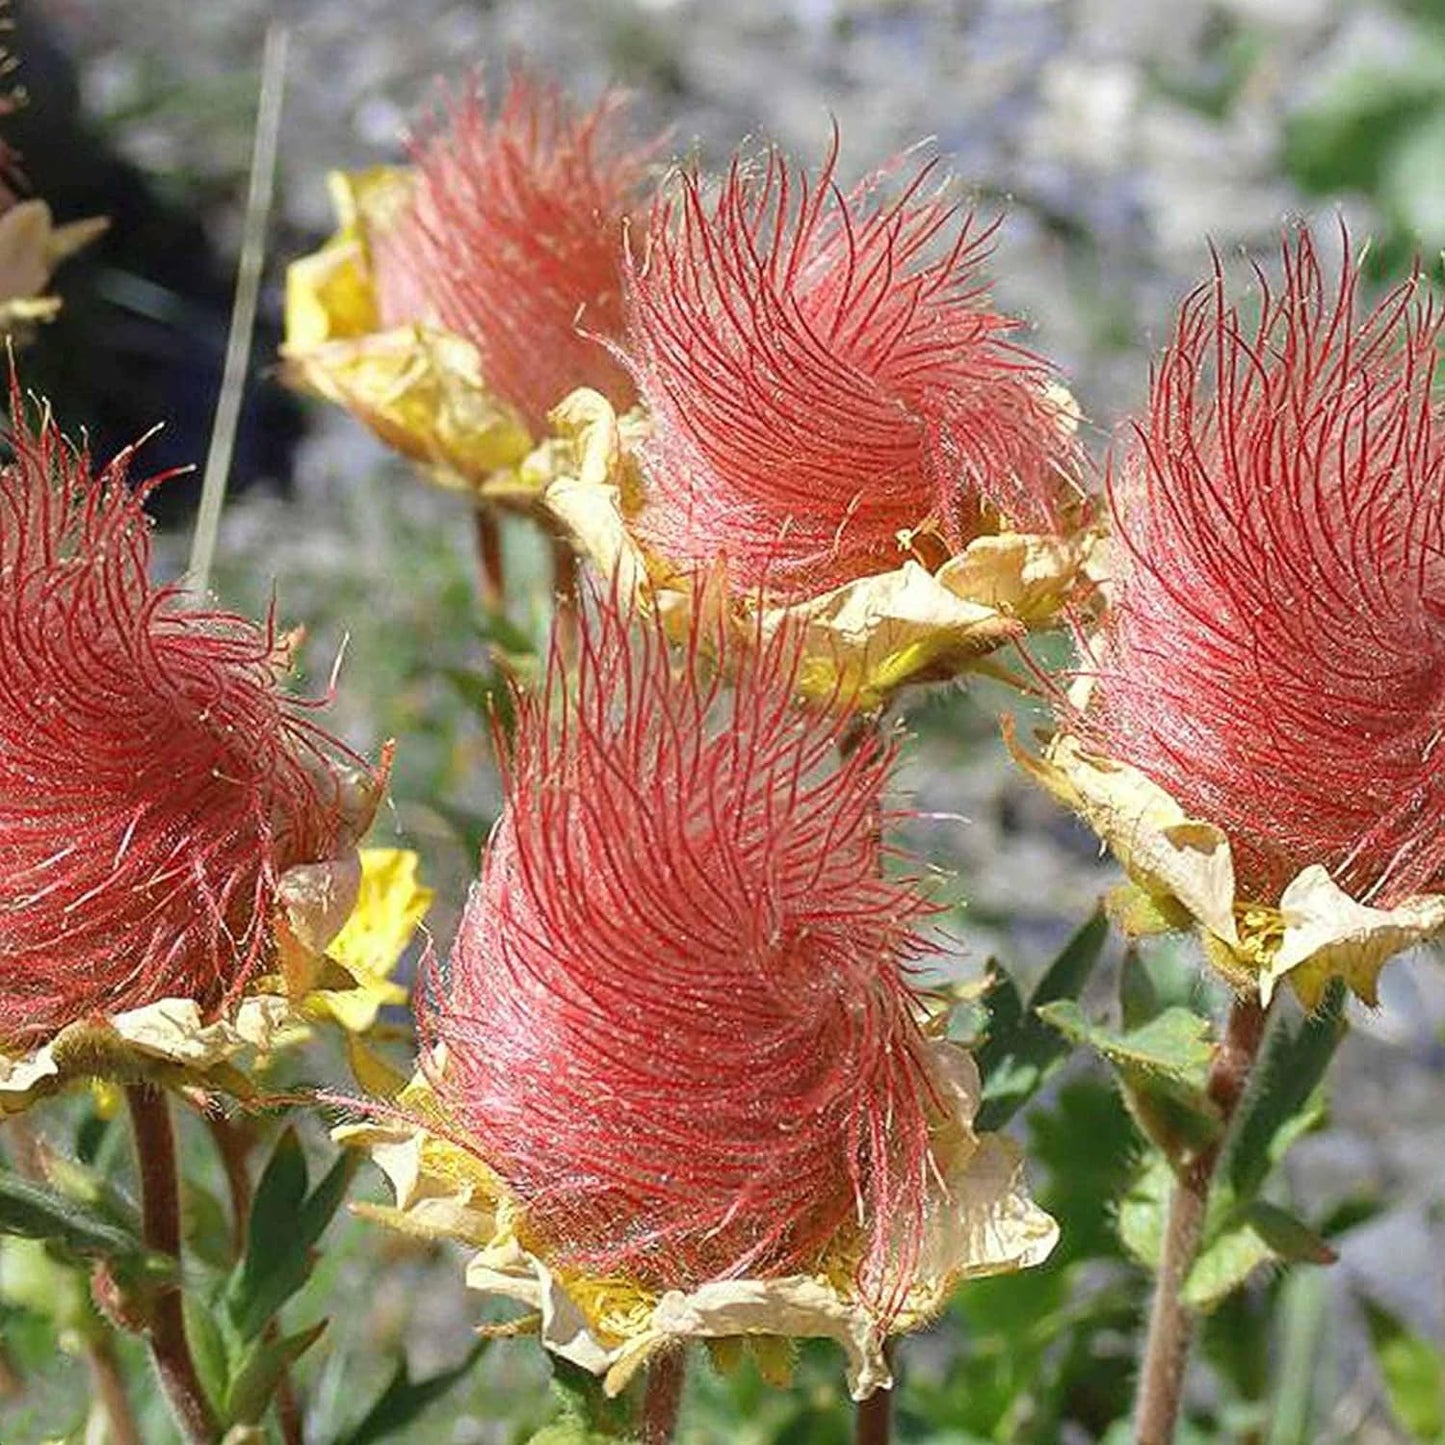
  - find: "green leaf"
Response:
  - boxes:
[1182,1219,1277,1313]
[1226,982,1346,1201]
[975,909,1109,1130]
[225,1130,357,1341]
[182,1292,227,1417]
[1027,1079,1137,1265]
[1037,1000,1213,1093]
[1117,1155,1172,1269]
[1183,1202,1335,1312]
[1366,1302,1445,1442]
[1119,940,1207,1031]
[339,1341,489,1445]
[548,1355,637,1436]
[0,1167,156,1269]
[224,1318,327,1425]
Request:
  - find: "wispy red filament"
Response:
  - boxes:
[0,400,365,1045]
[623,138,1077,598]
[374,70,656,433]
[422,600,943,1311]
[1079,227,1445,907]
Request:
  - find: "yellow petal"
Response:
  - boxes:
[1262,865,1445,1008]
[0,995,298,1115]
[283,168,412,348]
[307,848,434,1033]
[344,1040,1055,1400]
[282,324,532,489]
[1004,723,1239,948]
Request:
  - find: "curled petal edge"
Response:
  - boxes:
[333,1039,1057,1400]
[1006,724,1445,1005]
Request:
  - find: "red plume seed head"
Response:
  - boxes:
[374,70,657,433]
[622,139,1078,599]
[422,600,944,1312]
[0,403,366,1046]
[1079,226,1445,907]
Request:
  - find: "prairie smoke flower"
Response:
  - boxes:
[284,70,657,497]
[542,141,1094,710]
[339,599,1056,1397]
[0,398,380,1070]
[1012,227,1445,1004]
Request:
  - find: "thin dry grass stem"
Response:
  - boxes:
[188,23,289,594]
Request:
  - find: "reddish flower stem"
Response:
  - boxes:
[1133,992,1270,1444]
[640,1349,687,1444]
[855,1383,892,1445]
[125,1086,220,1445]
[474,506,506,614]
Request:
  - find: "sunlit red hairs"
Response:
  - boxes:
[421,595,942,1311]
[374,69,658,432]
[1077,226,1445,907]
[622,137,1077,599]
[0,398,366,1045]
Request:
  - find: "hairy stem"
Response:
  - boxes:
[1134,992,1270,1444]
[640,1348,687,1445]
[125,1087,219,1445]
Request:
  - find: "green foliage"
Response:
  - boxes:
[224,1126,355,1343]
[0,1166,166,1282]
[1283,4,1445,273]
[340,1341,491,1445]
[974,909,1110,1130]
[1366,1301,1445,1442]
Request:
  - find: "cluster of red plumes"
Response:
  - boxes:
[1078,229,1445,908]
[374,71,657,433]
[622,140,1077,598]
[421,601,942,1308]
[0,406,361,1045]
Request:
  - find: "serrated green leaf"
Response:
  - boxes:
[226,1131,357,1341]
[1366,1302,1445,1441]
[549,1355,637,1435]
[1117,1155,1173,1269]
[1183,1218,1278,1312]
[975,910,1109,1130]
[1182,1202,1334,1312]
[224,1317,327,1425]
[339,1340,489,1445]
[1037,1000,1213,1093]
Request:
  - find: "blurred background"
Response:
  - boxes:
[6,1,1445,1440]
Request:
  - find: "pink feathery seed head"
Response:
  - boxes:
[622,136,1079,599]
[420,595,947,1314]
[0,395,371,1046]
[1077,223,1445,907]
[373,67,660,433]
